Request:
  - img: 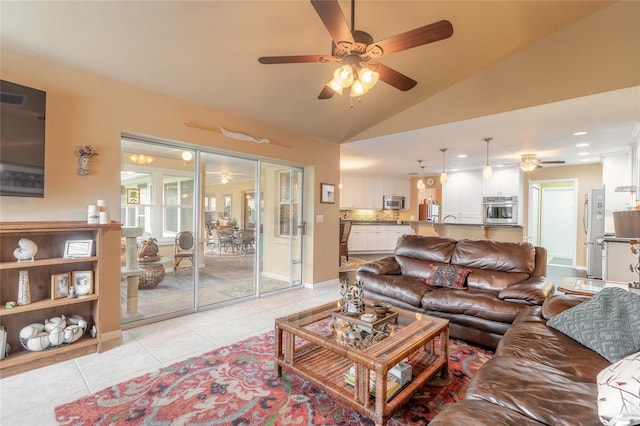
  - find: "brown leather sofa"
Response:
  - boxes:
[430,294,607,425]
[357,235,554,349]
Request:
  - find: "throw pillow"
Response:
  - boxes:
[547,287,640,363]
[596,351,640,426]
[423,265,471,289]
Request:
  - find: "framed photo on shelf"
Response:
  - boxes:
[72,271,94,296]
[63,240,94,258]
[320,183,335,204]
[51,272,70,299]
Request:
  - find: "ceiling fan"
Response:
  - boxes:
[519,153,566,171]
[258,0,453,99]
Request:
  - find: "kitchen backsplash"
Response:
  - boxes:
[340,209,399,222]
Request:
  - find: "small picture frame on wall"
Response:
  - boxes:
[63,240,94,258]
[126,188,140,204]
[51,272,70,300]
[320,183,335,204]
[72,271,94,296]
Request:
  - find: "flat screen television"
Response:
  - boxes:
[0,79,46,197]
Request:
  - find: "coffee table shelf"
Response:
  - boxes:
[275,300,449,426]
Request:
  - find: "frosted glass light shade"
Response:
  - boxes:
[440,172,448,184]
[333,65,354,88]
[483,164,492,179]
[417,178,426,191]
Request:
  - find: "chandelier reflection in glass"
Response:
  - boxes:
[326,61,379,98]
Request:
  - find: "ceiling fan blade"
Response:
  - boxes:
[374,63,417,91]
[258,55,334,64]
[370,20,453,56]
[318,85,335,99]
[539,160,566,164]
[310,0,355,46]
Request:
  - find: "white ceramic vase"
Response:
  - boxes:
[17,270,31,305]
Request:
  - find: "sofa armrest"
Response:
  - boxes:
[541,293,590,319]
[497,276,554,305]
[357,256,401,275]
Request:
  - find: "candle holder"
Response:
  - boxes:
[340,278,364,316]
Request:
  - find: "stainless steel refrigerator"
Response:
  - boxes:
[583,188,605,279]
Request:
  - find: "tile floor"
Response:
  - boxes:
[0,282,341,426]
[1,253,579,425]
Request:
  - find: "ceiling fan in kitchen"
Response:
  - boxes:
[519,154,566,172]
[257,0,453,99]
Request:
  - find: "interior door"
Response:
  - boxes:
[258,162,304,293]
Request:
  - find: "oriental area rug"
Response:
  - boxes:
[55,331,493,425]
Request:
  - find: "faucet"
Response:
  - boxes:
[442,214,457,223]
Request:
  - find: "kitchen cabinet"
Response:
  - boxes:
[482,168,522,196]
[340,176,410,210]
[441,171,483,224]
[602,239,638,283]
[348,225,411,252]
[0,221,121,378]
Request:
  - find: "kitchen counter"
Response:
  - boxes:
[412,221,525,242]
[343,221,411,225]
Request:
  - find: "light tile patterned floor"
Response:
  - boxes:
[0,283,341,425]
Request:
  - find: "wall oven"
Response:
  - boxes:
[483,196,518,224]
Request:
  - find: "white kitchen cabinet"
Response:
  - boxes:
[482,168,522,196]
[602,239,638,283]
[340,176,410,210]
[347,225,367,252]
[348,225,411,253]
[441,171,483,223]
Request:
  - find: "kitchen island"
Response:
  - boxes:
[411,221,525,242]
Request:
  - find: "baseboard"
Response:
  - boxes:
[305,278,339,289]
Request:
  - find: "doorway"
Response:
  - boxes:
[528,179,577,267]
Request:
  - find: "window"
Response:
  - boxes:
[278,171,299,236]
[120,172,153,234]
[163,176,193,236]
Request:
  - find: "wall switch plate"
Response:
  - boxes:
[316,215,324,222]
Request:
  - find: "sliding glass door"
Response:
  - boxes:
[121,137,304,326]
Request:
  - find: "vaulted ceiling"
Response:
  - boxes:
[2,1,639,177]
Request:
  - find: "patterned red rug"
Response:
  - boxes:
[55,331,493,425]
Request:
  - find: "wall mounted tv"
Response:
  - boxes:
[0,79,46,197]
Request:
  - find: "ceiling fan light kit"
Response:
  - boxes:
[258,0,453,101]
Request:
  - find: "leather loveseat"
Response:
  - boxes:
[357,234,554,349]
[430,294,609,425]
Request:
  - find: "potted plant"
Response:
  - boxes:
[230,218,239,230]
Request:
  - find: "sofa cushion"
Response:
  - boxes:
[423,265,471,289]
[359,273,431,308]
[547,287,640,363]
[497,308,610,380]
[596,350,640,426]
[467,356,600,426]
[451,239,536,274]
[394,235,456,264]
[421,288,527,323]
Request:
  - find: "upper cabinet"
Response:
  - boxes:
[482,168,522,197]
[441,171,483,223]
[340,176,410,210]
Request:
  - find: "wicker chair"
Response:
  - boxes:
[173,230,195,276]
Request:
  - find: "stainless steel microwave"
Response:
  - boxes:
[483,196,517,224]
[383,195,405,210]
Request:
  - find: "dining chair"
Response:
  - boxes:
[340,221,352,264]
[233,229,255,254]
[173,230,195,276]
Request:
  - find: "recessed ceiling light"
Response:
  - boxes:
[576,143,589,147]
[573,131,588,136]
[580,158,592,162]
[451,168,459,172]
[495,164,505,168]
[457,154,467,158]
[578,152,590,156]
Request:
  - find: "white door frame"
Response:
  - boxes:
[528,178,578,266]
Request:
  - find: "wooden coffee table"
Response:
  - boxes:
[274,300,449,426]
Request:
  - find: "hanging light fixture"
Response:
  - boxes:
[440,148,448,184]
[416,160,426,191]
[129,154,153,165]
[482,137,493,179]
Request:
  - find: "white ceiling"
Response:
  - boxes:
[2,1,639,178]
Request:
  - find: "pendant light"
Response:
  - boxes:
[440,148,448,184]
[416,160,426,191]
[482,137,493,179]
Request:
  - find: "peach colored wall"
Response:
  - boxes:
[523,163,603,268]
[0,48,340,285]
